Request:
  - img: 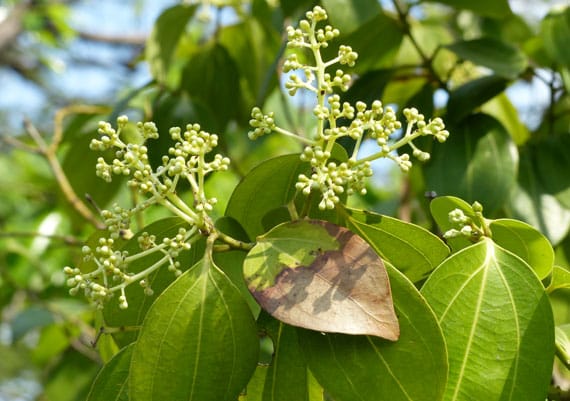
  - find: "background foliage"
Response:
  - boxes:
[1,0,570,400]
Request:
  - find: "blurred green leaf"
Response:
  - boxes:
[11,306,55,342]
[446,38,527,79]
[541,6,570,67]
[548,266,570,294]
[421,239,554,401]
[508,149,570,245]
[322,0,381,34]
[422,0,511,18]
[146,4,197,84]
[446,75,509,123]
[426,114,518,213]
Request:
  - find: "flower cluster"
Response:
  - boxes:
[247,6,450,209]
[65,116,230,308]
[443,201,488,242]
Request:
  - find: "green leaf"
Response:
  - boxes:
[146,5,197,84]
[102,217,206,347]
[340,206,449,282]
[130,252,259,401]
[226,154,305,240]
[181,43,243,130]
[425,114,518,213]
[247,315,323,401]
[86,344,132,401]
[490,218,554,280]
[422,0,511,18]
[541,6,570,67]
[11,306,54,342]
[508,149,570,246]
[556,324,570,369]
[421,239,554,401]
[547,266,570,294]
[446,76,509,124]
[298,262,447,401]
[243,220,399,339]
[446,38,527,79]
[321,0,381,34]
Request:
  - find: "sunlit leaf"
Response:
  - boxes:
[130,252,259,401]
[421,239,554,401]
[299,262,447,401]
[541,6,570,67]
[341,206,449,282]
[244,219,399,340]
[490,218,554,279]
[322,0,381,34]
[556,324,570,369]
[547,266,570,294]
[86,344,132,401]
[146,4,197,83]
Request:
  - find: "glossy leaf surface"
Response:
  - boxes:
[547,266,570,294]
[421,239,554,401]
[130,253,259,401]
[243,219,399,340]
[299,262,447,401]
[86,344,132,401]
[341,206,449,282]
[490,218,554,279]
[425,114,518,213]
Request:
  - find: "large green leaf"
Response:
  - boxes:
[425,114,518,213]
[421,239,554,401]
[86,344,132,401]
[340,206,449,282]
[146,5,197,84]
[298,262,447,401]
[446,38,527,79]
[508,149,570,245]
[130,252,259,401]
[446,76,509,124]
[102,218,206,347]
[422,0,511,18]
[490,218,554,280]
[244,314,323,401]
[243,219,399,339]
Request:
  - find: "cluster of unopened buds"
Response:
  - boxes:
[64,115,229,308]
[248,6,450,209]
[443,202,487,242]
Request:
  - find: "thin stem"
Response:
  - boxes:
[217,230,255,251]
[287,198,299,220]
[274,126,317,145]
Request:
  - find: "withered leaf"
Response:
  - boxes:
[243,219,399,340]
